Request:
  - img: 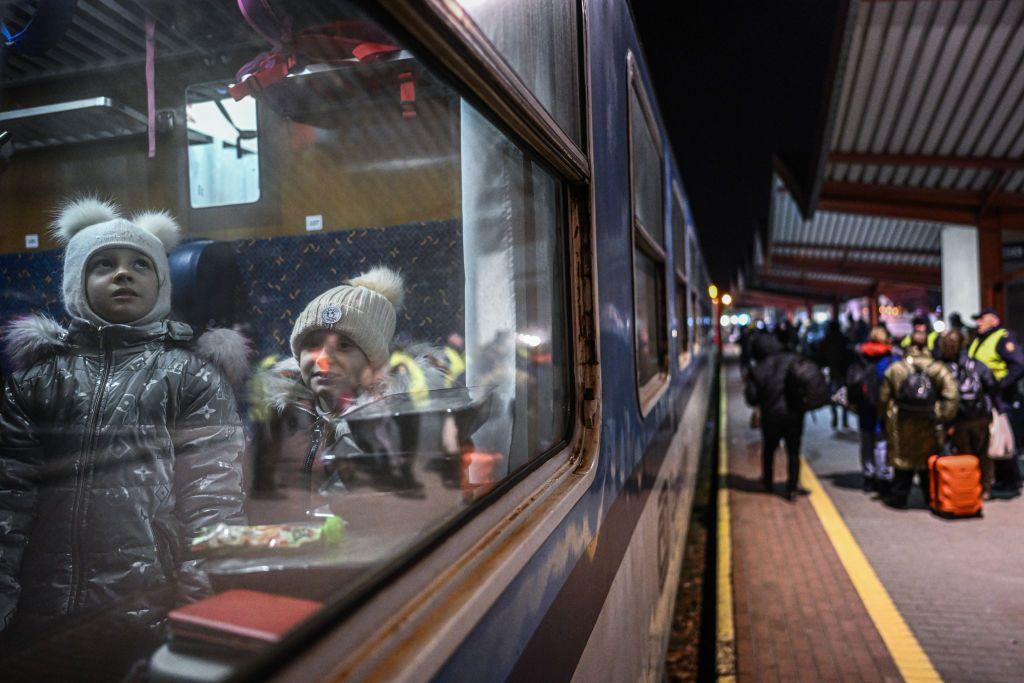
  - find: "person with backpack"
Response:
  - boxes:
[879,329,959,508]
[744,333,825,500]
[938,329,997,496]
[845,326,900,493]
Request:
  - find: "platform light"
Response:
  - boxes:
[719,314,730,327]
[934,320,947,333]
[721,293,733,306]
[738,313,750,326]
[708,284,718,299]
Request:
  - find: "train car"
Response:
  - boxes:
[0,1,716,680]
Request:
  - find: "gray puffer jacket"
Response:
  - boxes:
[0,315,249,637]
[248,350,449,522]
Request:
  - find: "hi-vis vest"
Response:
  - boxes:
[969,328,1009,381]
[901,330,938,350]
[390,350,429,404]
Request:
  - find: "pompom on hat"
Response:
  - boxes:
[290,266,404,368]
[50,196,181,327]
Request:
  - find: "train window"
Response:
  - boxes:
[457,0,582,145]
[672,185,690,369]
[0,1,572,678]
[627,55,667,411]
[186,84,261,208]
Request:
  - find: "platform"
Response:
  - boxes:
[720,361,1024,683]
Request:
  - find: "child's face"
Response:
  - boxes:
[298,330,373,412]
[85,248,159,324]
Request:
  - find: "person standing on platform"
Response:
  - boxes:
[939,329,997,495]
[846,326,899,493]
[879,328,959,508]
[968,307,1024,497]
[819,320,851,430]
[900,315,939,357]
[743,333,808,501]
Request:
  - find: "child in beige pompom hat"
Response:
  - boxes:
[248,266,448,519]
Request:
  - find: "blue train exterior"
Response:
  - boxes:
[274,2,717,680]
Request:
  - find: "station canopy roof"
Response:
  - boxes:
[635,0,1024,297]
[745,0,1024,305]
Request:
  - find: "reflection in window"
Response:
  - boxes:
[458,0,581,145]
[0,1,570,677]
[629,68,667,401]
[629,84,663,247]
[672,189,690,369]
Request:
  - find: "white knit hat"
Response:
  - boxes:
[50,197,181,327]
[290,266,404,368]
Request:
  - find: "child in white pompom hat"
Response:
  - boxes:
[0,197,248,643]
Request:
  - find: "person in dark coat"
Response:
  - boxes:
[939,329,998,494]
[968,307,1024,495]
[847,326,899,492]
[743,333,806,500]
[0,199,247,654]
[819,320,851,429]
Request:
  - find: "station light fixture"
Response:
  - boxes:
[721,293,733,306]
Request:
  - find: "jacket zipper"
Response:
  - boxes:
[303,419,325,517]
[67,333,113,613]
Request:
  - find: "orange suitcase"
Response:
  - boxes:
[928,454,983,518]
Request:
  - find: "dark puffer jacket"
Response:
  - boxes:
[0,315,248,637]
[743,332,803,421]
[247,353,449,523]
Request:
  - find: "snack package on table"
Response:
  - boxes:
[192,516,345,556]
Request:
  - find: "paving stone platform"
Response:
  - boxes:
[724,360,1024,682]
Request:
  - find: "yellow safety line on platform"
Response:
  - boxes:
[716,366,736,681]
[800,460,942,683]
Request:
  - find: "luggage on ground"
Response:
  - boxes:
[785,357,830,412]
[927,454,983,518]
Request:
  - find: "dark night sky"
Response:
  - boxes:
[630,1,853,285]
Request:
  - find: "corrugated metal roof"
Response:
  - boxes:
[758,1,1023,297]
[822,0,1024,220]
[771,176,941,265]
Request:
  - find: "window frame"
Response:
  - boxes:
[626,50,669,417]
[671,182,691,370]
[259,3,603,681]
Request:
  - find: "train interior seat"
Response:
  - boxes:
[0,219,465,373]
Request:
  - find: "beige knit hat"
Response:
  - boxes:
[289,266,404,368]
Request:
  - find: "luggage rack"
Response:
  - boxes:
[0,97,148,151]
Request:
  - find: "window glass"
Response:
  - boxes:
[629,84,663,247]
[458,0,581,145]
[0,2,570,677]
[635,248,667,385]
[671,190,689,368]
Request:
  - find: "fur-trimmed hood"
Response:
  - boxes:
[251,347,450,422]
[2,314,252,386]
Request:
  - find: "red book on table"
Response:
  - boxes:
[168,589,322,645]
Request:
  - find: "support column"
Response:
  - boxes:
[977,223,1003,316]
[941,225,982,323]
[869,285,879,327]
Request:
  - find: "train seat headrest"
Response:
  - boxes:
[169,239,238,331]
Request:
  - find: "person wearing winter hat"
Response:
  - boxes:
[0,197,248,659]
[248,266,448,521]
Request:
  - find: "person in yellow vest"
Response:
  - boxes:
[900,315,939,357]
[968,307,1024,496]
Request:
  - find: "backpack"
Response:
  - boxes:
[895,361,937,414]
[845,359,880,410]
[952,359,989,420]
[785,357,830,413]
